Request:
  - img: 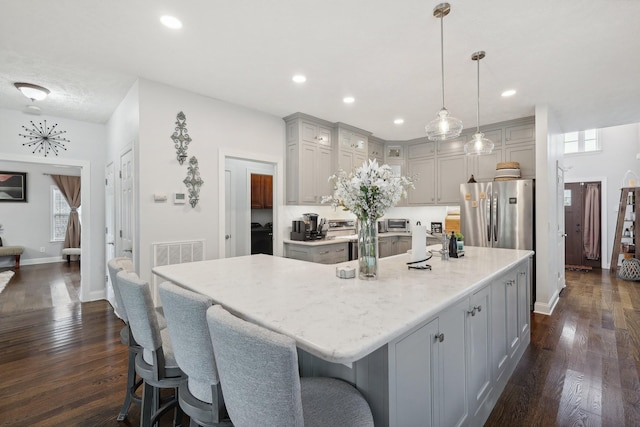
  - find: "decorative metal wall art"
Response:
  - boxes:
[183,156,203,208]
[171,111,192,165]
[19,120,69,156]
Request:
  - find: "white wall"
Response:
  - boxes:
[563,122,640,268]
[0,161,81,267]
[135,78,285,284]
[0,107,106,300]
[534,105,564,315]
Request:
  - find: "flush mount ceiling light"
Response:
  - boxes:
[160,15,182,29]
[394,118,405,125]
[464,51,494,156]
[425,3,462,142]
[501,89,516,97]
[343,96,355,104]
[14,82,50,101]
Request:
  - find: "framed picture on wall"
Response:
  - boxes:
[0,171,27,202]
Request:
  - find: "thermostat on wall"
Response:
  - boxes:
[174,193,186,204]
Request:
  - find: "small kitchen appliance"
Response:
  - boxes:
[290,213,325,241]
[386,218,410,232]
[377,220,388,233]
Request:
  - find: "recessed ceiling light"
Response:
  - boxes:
[343,96,355,104]
[292,74,306,83]
[394,118,405,125]
[501,89,516,97]
[160,15,182,29]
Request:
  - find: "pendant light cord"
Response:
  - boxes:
[476,55,480,133]
[440,12,446,109]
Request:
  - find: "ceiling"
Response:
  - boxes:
[1,0,639,141]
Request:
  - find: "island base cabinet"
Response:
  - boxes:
[389,298,469,427]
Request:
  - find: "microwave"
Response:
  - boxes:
[386,218,410,232]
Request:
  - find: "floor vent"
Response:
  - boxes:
[151,239,205,304]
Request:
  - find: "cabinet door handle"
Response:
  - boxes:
[335,248,345,252]
[506,280,514,286]
[475,305,482,313]
[467,308,476,316]
[435,333,445,343]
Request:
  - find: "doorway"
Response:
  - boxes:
[222,156,277,258]
[0,153,91,301]
[564,181,602,270]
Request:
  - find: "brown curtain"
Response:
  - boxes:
[583,183,600,260]
[51,175,81,256]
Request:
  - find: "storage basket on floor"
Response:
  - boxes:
[618,258,640,281]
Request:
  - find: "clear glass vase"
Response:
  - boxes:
[357,217,378,280]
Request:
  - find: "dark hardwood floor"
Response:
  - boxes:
[1,263,639,426]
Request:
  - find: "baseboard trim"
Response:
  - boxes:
[533,290,559,315]
[0,257,67,268]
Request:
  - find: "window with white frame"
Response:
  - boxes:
[564,129,600,154]
[51,185,71,241]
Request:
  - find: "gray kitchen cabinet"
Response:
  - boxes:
[389,317,439,427]
[467,285,492,419]
[504,122,535,146]
[285,113,335,205]
[436,156,467,204]
[437,134,467,156]
[493,261,530,366]
[336,123,370,173]
[407,138,435,159]
[408,157,436,205]
[397,236,412,254]
[389,296,469,427]
[379,235,412,258]
[368,136,385,164]
[284,242,349,264]
[504,144,535,178]
[379,238,393,258]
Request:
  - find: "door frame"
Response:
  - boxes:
[565,176,608,269]
[0,153,92,301]
[218,148,282,258]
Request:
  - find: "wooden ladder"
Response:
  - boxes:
[610,187,638,274]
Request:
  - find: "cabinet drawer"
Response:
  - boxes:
[408,141,434,159]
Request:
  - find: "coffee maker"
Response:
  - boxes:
[290,213,323,241]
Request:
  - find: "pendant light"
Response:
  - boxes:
[464,51,494,155]
[426,3,463,141]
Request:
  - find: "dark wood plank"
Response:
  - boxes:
[486,269,640,426]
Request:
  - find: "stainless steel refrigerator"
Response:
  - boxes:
[459,179,534,250]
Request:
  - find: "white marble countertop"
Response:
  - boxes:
[153,246,533,364]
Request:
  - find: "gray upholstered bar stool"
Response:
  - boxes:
[116,270,186,427]
[206,305,374,427]
[107,257,142,422]
[159,282,232,427]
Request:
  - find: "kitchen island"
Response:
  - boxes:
[153,246,533,427]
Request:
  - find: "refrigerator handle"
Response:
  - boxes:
[486,197,491,242]
[494,195,499,242]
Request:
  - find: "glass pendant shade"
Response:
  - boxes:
[426,3,462,142]
[464,132,494,155]
[426,108,464,141]
[465,50,494,155]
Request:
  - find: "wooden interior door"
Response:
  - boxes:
[564,181,601,269]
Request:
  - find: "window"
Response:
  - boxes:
[564,129,600,154]
[51,186,70,241]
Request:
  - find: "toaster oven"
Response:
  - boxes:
[386,218,410,232]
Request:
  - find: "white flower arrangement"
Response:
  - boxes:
[322,159,414,221]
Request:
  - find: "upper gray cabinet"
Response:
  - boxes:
[284,113,335,205]
[283,112,535,207]
[368,135,385,164]
[335,123,370,173]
